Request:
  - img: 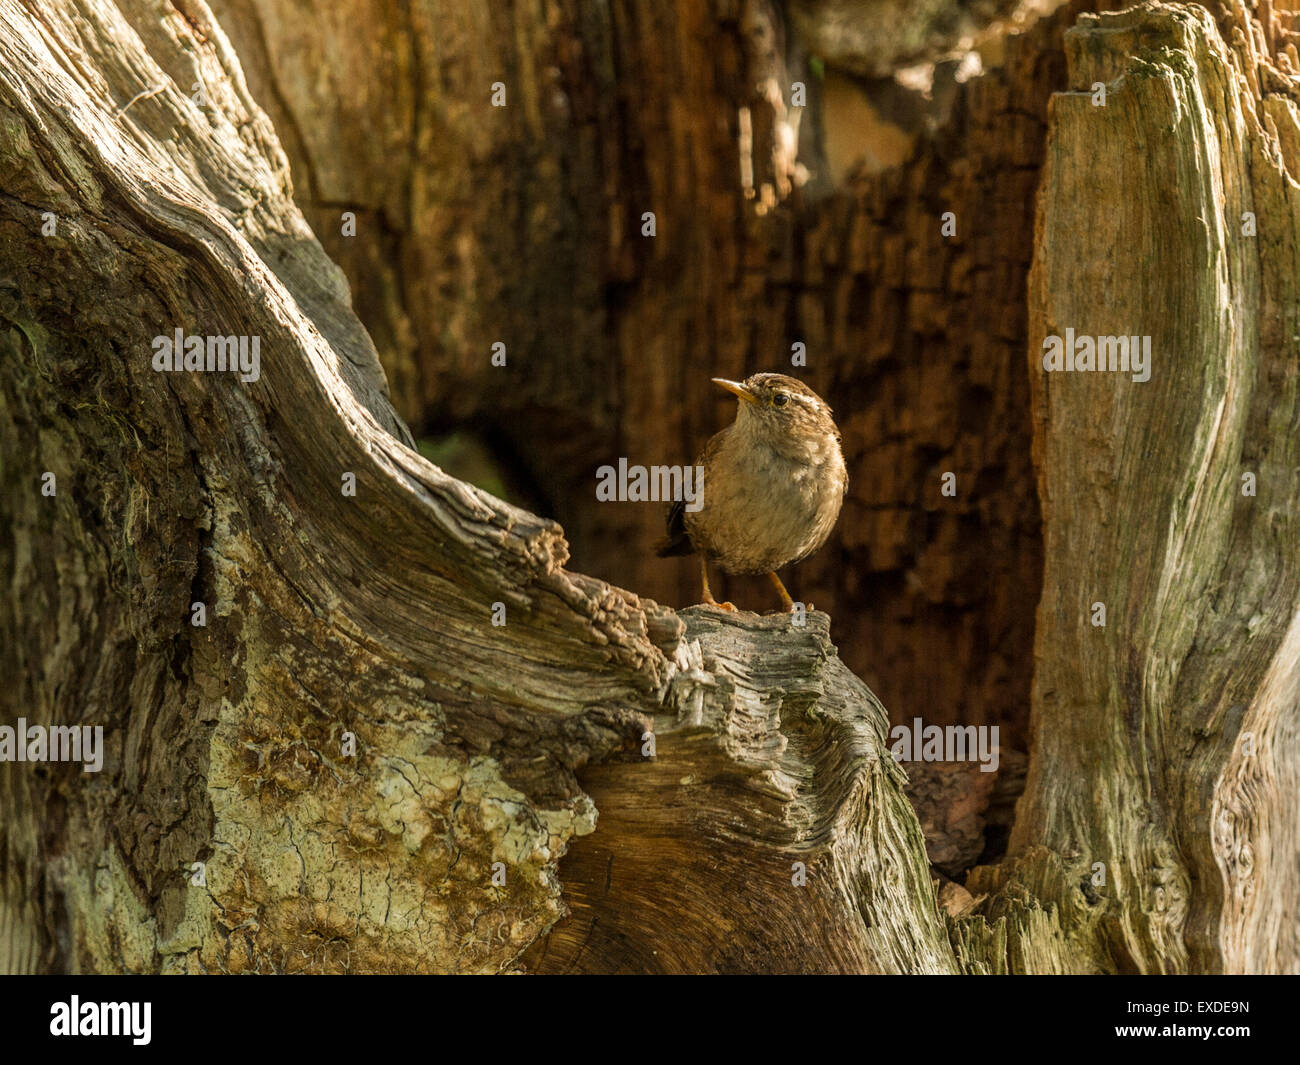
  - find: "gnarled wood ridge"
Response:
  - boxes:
[0,0,1296,973]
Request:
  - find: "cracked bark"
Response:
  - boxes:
[206,0,1072,750]
[0,0,949,974]
[1,0,1298,974]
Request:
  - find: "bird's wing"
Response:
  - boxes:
[654,429,726,558]
[655,496,691,557]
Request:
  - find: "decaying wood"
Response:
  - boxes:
[784,0,1029,78]
[992,1,1300,975]
[1,0,1298,974]
[0,0,952,974]
[204,0,1065,752]
[524,608,955,974]
[904,760,999,876]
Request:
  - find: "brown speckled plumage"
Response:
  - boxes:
[657,373,847,611]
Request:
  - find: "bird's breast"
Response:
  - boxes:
[686,432,846,574]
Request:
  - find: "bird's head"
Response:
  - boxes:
[712,373,839,448]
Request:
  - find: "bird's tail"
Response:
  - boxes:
[655,498,693,556]
[654,532,693,557]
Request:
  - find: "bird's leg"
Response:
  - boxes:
[700,557,736,611]
[767,570,797,612]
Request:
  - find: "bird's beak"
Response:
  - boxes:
[712,378,758,405]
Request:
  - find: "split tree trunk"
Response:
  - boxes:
[1,0,1297,973]
[0,0,949,974]
[205,0,1061,750]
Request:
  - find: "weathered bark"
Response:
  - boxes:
[970,1,1300,975]
[784,0,1028,78]
[2,0,1298,975]
[205,0,1071,753]
[0,0,951,974]
[522,609,955,974]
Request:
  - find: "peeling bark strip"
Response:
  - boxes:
[0,0,950,973]
[0,0,1297,975]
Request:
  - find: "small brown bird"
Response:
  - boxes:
[656,372,847,612]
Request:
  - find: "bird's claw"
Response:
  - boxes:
[703,600,737,612]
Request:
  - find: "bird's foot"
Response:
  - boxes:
[702,598,737,612]
[766,571,798,613]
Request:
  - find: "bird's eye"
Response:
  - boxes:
[773,393,789,407]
